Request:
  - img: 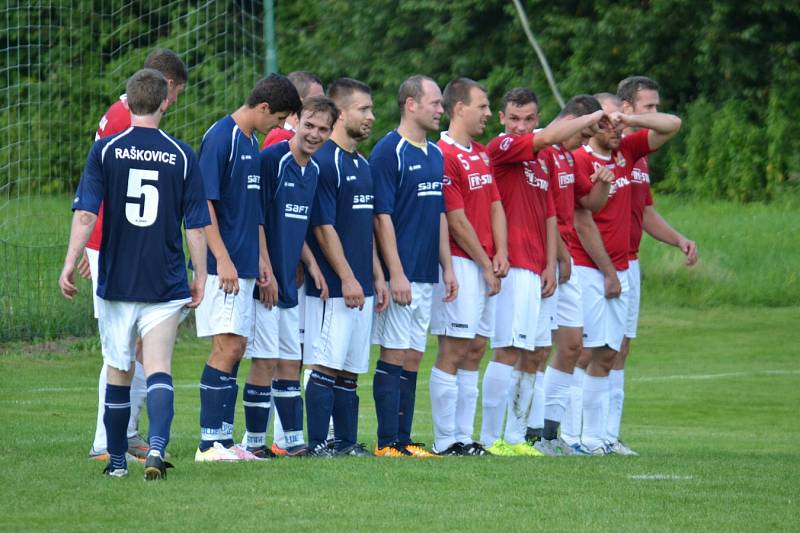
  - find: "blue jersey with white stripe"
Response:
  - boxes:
[370,130,444,283]
[198,115,263,278]
[73,127,210,302]
[259,141,319,308]
[307,140,374,299]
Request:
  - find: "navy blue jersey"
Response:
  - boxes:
[73,126,210,302]
[258,141,319,308]
[307,140,374,299]
[198,115,263,278]
[370,130,444,283]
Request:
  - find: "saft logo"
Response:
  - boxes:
[285,203,309,220]
[417,181,443,197]
[247,175,261,190]
[352,194,374,210]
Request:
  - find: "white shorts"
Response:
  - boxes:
[576,266,630,352]
[194,275,256,338]
[372,281,433,353]
[297,282,306,344]
[535,294,557,348]
[626,259,641,339]
[491,267,541,351]
[97,297,190,371]
[244,302,301,360]
[431,256,496,339]
[556,259,583,328]
[86,247,101,319]
[304,296,374,374]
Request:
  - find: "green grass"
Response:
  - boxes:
[1,305,798,531]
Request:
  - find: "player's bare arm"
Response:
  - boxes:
[185,227,208,308]
[643,205,698,265]
[257,225,279,309]
[372,239,390,313]
[374,213,411,305]
[541,216,558,298]
[301,241,329,301]
[580,166,616,211]
[490,200,510,278]
[445,208,499,296]
[556,233,572,285]
[257,224,273,288]
[59,209,98,298]
[610,111,682,151]
[313,224,364,309]
[574,208,621,298]
[205,200,239,294]
[438,212,459,303]
[533,110,606,152]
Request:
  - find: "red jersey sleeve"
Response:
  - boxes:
[620,128,651,165]
[261,127,294,150]
[546,183,556,218]
[487,133,535,167]
[96,99,131,140]
[572,149,594,201]
[542,149,560,205]
[442,156,466,212]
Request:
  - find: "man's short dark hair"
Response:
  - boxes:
[594,92,622,108]
[247,74,302,115]
[287,71,324,100]
[442,77,486,116]
[397,75,435,114]
[126,68,168,115]
[299,96,340,128]
[617,76,660,105]
[557,94,602,119]
[143,48,188,85]
[501,88,539,113]
[327,77,371,108]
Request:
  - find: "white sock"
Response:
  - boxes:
[505,371,534,444]
[606,369,625,443]
[479,361,513,446]
[581,374,610,450]
[92,363,108,452]
[561,367,585,445]
[542,366,573,426]
[127,361,147,439]
[455,369,479,444]
[526,370,545,430]
[429,367,458,452]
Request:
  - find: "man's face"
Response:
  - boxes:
[295,109,333,157]
[409,79,444,132]
[499,102,539,136]
[165,81,185,109]
[630,89,659,115]
[594,101,623,151]
[561,116,593,151]
[256,103,290,135]
[342,91,374,142]
[459,87,492,138]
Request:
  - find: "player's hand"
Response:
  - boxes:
[482,265,501,297]
[374,278,390,313]
[259,281,278,309]
[78,252,92,279]
[590,166,615,184]
[679,237,698,266]
[541,264,557,298]
[492,250,510,279]
[442,268,459,303]
[58,263,78,299]
[342,276,365,310]
[187,274,206,308]
[217,256,239,294]
[308,264,329,302]
[390,272,412,306]
[587,110,606,135]
[557,256,572,285]
[256,256,271,288]
[603,271,621,299]
[607,111,631,129]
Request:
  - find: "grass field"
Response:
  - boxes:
[1,304,798,531]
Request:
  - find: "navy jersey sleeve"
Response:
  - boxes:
[182,145,212,229]
[370,142,399,215]
[72,142,104,214]
[198,125,229,201]
[311,156,338,227]
[259,148,280,210]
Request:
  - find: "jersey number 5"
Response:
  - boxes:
[126,168,159,227]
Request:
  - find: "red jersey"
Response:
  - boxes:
[487,133,556,274]
[261,124,295,149]
[437,133,501,260]
[629,155,653,259]
[570,129,651,271]
[540,144,593,254]
[86,96,131,251]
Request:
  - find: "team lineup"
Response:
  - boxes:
[58,49,698,480]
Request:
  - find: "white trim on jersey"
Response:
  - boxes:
[309,158,319,173]
[334,146,342,188]
[228,125,238,162]
[100,127,134,163]
[439,131,473,152]
[274,149,295,201]
[395,137,406,172]
[157,129,188,179]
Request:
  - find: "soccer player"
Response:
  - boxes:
[194,74,301,462]
[480,87,607,456]
[429,78,507,456]
[371,75,458,457]
[606,76,698,455]
[302,78,389,457]
[261,71,325,149]
[241,96,338,458]
[60,68,210,479]
[84,49,188,463]
[571,92,681,454]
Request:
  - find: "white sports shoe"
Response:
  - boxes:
[607,440,639,456]
[194,442,241,462]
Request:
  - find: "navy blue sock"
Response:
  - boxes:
[199,364,231,451]
[104,383,131,470]
[373,360,402,447]
[398,370,418,445]
[306,370,335,449]
[243,383,271,449]
[146,372,174,456]
[220,361,240,448]
[333,376,358,450]
[273,379,304,449]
